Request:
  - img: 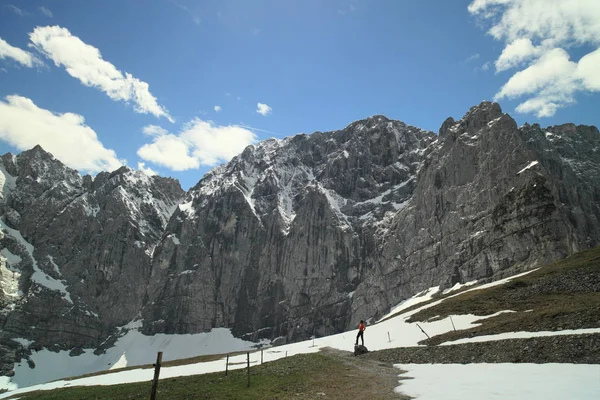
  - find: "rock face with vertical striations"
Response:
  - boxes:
[0,146,184,373]
[0,102,599,374]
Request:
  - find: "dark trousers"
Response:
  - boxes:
[355,330,364,345]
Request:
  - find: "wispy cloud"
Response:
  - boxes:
[338,0,358,15]
[138,119,257,171]
[39,6,53,18]
[236,124,279,135]
[469,0,600,117]
[214,105,222,112]
[5,4,25,16]
[0,37,41,68]
[171,0,201,25]
[464,53,480,63]
[256,102,272,116]
[29,25,173,121]
[0,95,123,173]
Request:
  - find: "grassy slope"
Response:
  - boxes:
[9,246,600,399]
[11,352,402,400]
[406,245,600,345]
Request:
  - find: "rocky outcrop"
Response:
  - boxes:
[0,147,184,373]
[140,101,599,344]
[0,102,599,374]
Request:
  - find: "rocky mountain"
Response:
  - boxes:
[0,101,599,373]
[0,148,184,372]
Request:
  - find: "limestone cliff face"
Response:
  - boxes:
[0,147,184,372]
[141,102,600,343]
[1,102,599,372]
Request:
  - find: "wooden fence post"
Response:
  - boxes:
[450,315,456,331]
[387,331,391,343]
[150,351,163,400]
[261,349,263,364]
[246,352,250,388]
[416,323,431,340]
[225,354,229,376]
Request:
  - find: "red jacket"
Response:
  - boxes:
[358,322,366,332]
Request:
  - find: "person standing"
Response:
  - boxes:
[355,320,366,346]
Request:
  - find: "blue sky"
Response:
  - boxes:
[1,0,599,189]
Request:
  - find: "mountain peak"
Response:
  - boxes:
[439,101,504,138]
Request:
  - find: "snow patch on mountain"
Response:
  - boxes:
[0,220,72,303]
[0,326,261,391]
[0,165,16,201]
[236,169,260,221]
[516,161,539,175]
[0,255,22,303]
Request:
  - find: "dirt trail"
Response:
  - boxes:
[319,347,412,400]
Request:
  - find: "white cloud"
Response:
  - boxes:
[29,26,173,122]
[137,162,157,176]
[138,119,257,171]
[39,6,53,17]
[0,37,40,68]
[256,102,272,116]
[495,38,541,72]
[0,95,122,173]
[470,0,600,117]
[495,48,577,99]
[143,124,169,137]
[481,62,491,71]
[214,105,222,112]
[577,47,600,90]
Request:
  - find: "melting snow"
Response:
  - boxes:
[46,255,62,276]
[11,338,33,347]
[440,327,600,346]
[0,259,22,301]
[0,220,72,303]
[442,280,478,295]
[0,327,260,394]
[236,170,261,222]
[516,160,539,175]
[169,234,180,245]
[0,265,591,398]
[178,200,194,217]
[0,164,17,201]
[395,363,600,400]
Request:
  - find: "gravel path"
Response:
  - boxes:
[320,347,409,399]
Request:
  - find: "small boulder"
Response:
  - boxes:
[69,347,85,357]
[354,344,369,356]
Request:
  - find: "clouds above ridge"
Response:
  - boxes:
[0,95,123,173]
[469,0,600,117]
[138,120,257,171]
[29,26,173,122]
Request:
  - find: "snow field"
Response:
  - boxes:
[1,268,598,399]
[394,363,600,400]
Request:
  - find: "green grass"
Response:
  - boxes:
[405,245,600,345]
[11,352,396,400]
[62,350,251,381]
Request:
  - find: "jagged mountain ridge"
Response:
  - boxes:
[0,102,599,373]
[140,101,599,341]
[0,149,184,372]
